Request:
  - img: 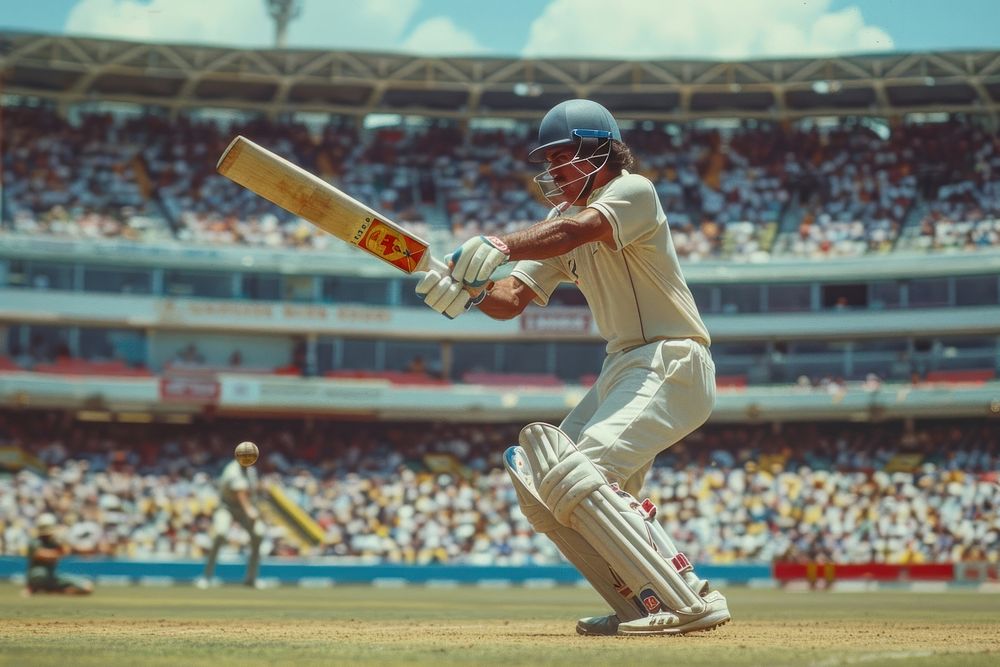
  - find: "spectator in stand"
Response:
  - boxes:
[405,355,427,375]
[172,343,205,367]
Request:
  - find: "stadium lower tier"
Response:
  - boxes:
[1,412,996,566]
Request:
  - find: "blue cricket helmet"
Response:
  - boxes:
[528,99,622,163]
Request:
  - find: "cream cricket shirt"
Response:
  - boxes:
[510,171,710,354]
[219,459,257,512]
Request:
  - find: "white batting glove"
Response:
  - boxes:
[450,235,510,288]
[416,268,471,319]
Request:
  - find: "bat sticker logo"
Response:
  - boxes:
[359,219,427,273]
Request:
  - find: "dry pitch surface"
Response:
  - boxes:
[1,583,998,666]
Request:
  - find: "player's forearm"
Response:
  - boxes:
[477,277,529,320]
[500,218,578,261]
[236,491,258,519]
[448,211,607,289]
[243,502,258,519]
[478,289,522,320]
[500,216,605,261]
[479,298,519,320]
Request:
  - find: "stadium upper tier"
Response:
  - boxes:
[2,33,999,120]
[2,105,998,261]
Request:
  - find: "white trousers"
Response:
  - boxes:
[212,504,263,538]
[560,338,716,497]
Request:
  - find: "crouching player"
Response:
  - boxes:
[416,99,729,635]
[24,513,94,596]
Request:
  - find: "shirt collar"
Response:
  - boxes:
[587,169,628,205]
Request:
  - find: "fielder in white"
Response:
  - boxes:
[417,99,729,635]
[197,458,265,589]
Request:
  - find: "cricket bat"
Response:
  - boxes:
[216,136,448,275]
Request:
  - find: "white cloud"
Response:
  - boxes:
[64,0,272,46]
[522,0,894,60]
[63,0,423,50]
[288,0,421,50]
[399,17,486,55]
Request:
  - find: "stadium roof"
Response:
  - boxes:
[2,31,999,122]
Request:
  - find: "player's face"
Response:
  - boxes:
[545,147,588,205]
[546,147,576,176]
[534,139,611,210]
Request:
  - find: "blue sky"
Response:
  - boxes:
[1,0,997,59]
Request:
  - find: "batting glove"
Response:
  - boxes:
[416,268,471,319]
[450,235,510,288]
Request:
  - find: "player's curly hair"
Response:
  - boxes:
[607,140,636,173]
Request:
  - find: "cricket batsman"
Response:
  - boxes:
[197,458,265,589]
[416,99,729,635]
[24,513,94,596]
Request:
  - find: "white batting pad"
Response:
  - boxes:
[504,446,644,621]
[632,495,709,595]
[518,422,706,616]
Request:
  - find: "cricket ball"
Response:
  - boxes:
[235,441,259,467]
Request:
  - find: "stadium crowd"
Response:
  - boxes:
[3,106,999,261]
[1,413,997,567]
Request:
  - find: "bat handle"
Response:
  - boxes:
[425,255,451,275]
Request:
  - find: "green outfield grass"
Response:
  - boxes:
[1,583,998,666]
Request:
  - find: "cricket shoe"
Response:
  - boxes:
[576,580,712,636]
[194,576,221,590]
[617,591,731,636]
[576,613,621,636]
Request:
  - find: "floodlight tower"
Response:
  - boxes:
[266,0,303,48]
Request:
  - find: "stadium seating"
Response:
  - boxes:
[0,413,996,566]
[30,359,152,377]
[461,372,563,387]
[715,374,749,388]
[4,107,998,261]
[325,370,449,385]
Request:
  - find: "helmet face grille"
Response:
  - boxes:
[532,132,612,210]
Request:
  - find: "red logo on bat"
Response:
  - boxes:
[359,219,427,273]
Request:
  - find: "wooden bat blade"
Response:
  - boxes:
[217,136,444,275]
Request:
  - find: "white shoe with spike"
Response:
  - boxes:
[617,590,731,636]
